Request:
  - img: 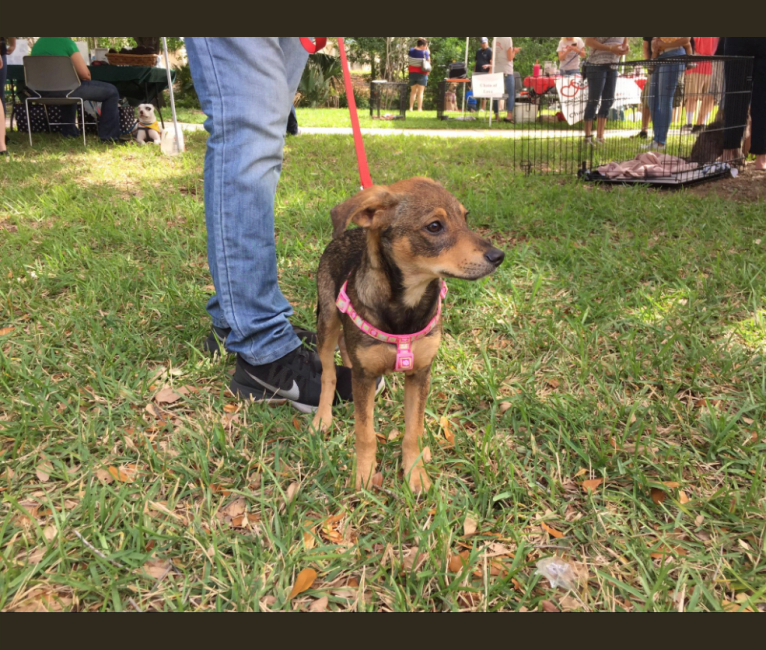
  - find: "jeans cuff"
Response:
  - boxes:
[240,335,302,368]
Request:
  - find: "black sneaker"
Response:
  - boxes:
[633,130,649,140]
[230,348,353,414]
[202,325,318,358]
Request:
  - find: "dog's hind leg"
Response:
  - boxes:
[311,305,341,433]
[403,367,433,493]
[353,369,379,490]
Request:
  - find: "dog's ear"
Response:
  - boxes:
[331,186,399,239]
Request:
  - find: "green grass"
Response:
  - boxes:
[1,132,765,612]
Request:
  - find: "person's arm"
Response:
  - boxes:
[6,37,16,55]
[71,51,92,81]
[585,37,623,54]
[656,37,691,54]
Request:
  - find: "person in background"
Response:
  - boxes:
[634,37,655,140]
[642,37,691,151]
[683,37,720,133]
[583,37,629,146]
[474,37,493,112]
[408,38,430,112]
[723,37,766,171]
[0,55,6,158]
[557,37,585,76]
[494,37,520,122]
[30,37,122,143]
[1,37,16,147]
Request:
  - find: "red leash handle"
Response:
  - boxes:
[299,37,327,54]
[300,37,373,190]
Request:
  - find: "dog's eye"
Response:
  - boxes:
[426,221,444,234]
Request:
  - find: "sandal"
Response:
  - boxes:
[502,118,514,123]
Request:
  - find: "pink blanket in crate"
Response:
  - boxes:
[598,153,699,180]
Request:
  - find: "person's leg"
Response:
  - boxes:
[684,73,700,125]
[418,84,426,111]
[409,81,417,111]
[652,52,684,146]
[0,101,6,155]
[72,80,121,141]
[596,68,618,140]
[505,74,515,119]
[584,66,607,138]
[186,36,307,367]
[749,50,766,168]
[0,53,7,119]
[723,38,750,153]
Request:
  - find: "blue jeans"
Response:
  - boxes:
[186,37,309,366]
[493,74,516,115]
[650,48,686,145]
[561,68,579,77]
[44,80,121,141]
[584,65,618,121]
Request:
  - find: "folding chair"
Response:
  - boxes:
[23,56,87,147]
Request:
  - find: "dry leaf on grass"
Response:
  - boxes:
[463,515,478,538]
[449,551,471,573]
[155,386,182,405]
[289,568,317,599]
[440,417,455,447]
[309,596,329,613]
[283,483,300,509]
[541,600,561,613]
[581,479,603,493]
[36,463,52,483]
[143,559,172,580]
[541,522,565,539]
[95,469,114,485]
[663,482,681,489]
[222,497,246,519]
[574,468,588,478]
[43,525,57,542]
[388,430,401,442]
[401,548,428,572]
[651,489,668,505]
[108,466,134,484]
[679,491,691,505]
[499,402,512,414]
[473,559,509,579]
[372,473,384,489]
[223,403,239,414]
[0,327,15,337]
[10,589,72,613]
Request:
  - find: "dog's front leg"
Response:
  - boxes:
[403,367,433,493]
[353,370,379,490]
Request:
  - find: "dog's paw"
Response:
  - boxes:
[355,464,377,491]
[311,410,333,433]
[407,466,432,494]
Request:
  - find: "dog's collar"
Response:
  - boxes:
[336,280,448,372]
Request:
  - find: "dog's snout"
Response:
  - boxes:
[484,248,505,267]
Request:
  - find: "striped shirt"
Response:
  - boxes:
[409,48,430,74]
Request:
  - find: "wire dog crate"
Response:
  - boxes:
[369,81,408,120]
[483,55,754,185]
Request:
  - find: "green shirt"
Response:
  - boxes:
[31,37,79,58]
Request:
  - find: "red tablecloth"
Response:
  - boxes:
[523,76,558,95]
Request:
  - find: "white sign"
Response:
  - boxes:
[472,73,506,99]
[555,76,644,125]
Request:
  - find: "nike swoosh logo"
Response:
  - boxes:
[245,371,301,402]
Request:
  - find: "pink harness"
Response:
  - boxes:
[336,281,448,372]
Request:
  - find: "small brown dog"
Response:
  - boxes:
[312,178,505,492]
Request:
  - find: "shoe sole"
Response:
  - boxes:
[229,376,386,415]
